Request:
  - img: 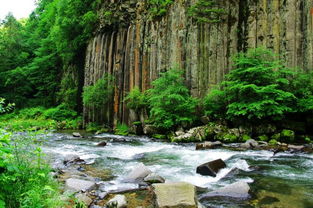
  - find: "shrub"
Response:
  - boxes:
[18,107,46,119]
[147,68,197,130]
[147,0,173,19]
[0,131,63,208]
[124,87,147,113]
[82,75,113,108]
[43,104,77,121]
[188,0,226,24]
[114,123,129,136]
[204,48,296,124]
[0,97,15,114]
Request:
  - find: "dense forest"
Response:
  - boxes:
[1,0,313,208]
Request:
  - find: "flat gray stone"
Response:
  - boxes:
[65,178,96,192]
[201,181,250,199]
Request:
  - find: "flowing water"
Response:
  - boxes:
[41,132,313,208]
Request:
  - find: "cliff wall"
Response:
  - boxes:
[83,0,313,127]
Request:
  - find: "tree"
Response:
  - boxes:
[147,69,197,130]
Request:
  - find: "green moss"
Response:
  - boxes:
[215,133,238,143]
[271,133,281,141]
[242,134,252,142]
[269,139,278,145]
[152,134,167,140]
[280,129,295,142]
[258,135,269,142]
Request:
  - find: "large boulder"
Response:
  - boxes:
[65,178,96,192]
[196,159,226,177]
[172,126,208,142]
[241,139,259,149]
[201,181,250,199]
[144,173,165,184]
[196,141,222,150]
[106,195,127,208]
[124,163,152,182]
[153,182,198,208]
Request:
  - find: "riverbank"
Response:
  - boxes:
[41,131,313,208]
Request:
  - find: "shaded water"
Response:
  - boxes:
[42,132,313,208]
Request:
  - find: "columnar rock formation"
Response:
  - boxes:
[84,0,313,127]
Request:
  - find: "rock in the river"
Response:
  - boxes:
[106,195,127,208]
[172,126,208,142]
[196,159,226,177]
[63,155,85,166]
[97,141,107,147]
[288,144,305,151]
[143,124,159,135]
[241,139,259,149]
[65,178,96,192]
[201,181,250,199]
[73,132,82,137]
[75,193,93,206]
[196,141,222,150]
[124,163,152,182]
[144,173,165,184]
[153,182,198,208]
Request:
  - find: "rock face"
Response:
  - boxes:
[83,0,313,127]
[201,181,250,199]
[153,182,198,208]
[124,163,152,182]
[107,195,127,208]
[144,173,165,184]
[196,141,222,150]
[196,159,226,177]
[65,178,96,192]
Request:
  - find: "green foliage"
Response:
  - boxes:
[204,48,296,124]
[114,123,130,136]
[0,131,63,208]
[280,129,295,142]
[269,139,278,145]
[147,69,197,130]
[147,0,173,19]
[203,89,226,119]
[43,104,77,121]
[83,75,113,108]
[124,87,147,113]
[0,97,15,114]
[241,134,252,142]
[188,0,226,24]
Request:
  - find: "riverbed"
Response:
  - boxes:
[42,132,313,208]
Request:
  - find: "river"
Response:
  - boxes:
[41,132,313,208]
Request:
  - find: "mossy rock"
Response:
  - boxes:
[241,134,252,142]
[269,139,278,145]
[215,133,238,143]
[271,133,281,141]
[152,134,167,140]
[258,135,269,142]
[280,129,295,142]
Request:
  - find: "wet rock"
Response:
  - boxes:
[153,182,198,208]
[75,193,93,206]
[107,195,127,208]
[196,141,222,150]
[73,132,82,137]
[65,178,96,192]
[196,159,226,177]
[241,139,259,149]
[201,181,250,199]
[288,144,305,151]
[143,125,159,135]
[97,141,107,147]
[200,116,210,124]
[124,163,152,182]
[172,126,208,142]
[98,192,108,199]
[221,168,243,180]
[63,155,85,166]
[144,173,165,184]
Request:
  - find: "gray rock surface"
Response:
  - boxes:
[153,182,198,208]
[124,163,152,182]
[144,173,165,184]
[65,178,96,192]
[106,195,127,208]
[201,181,250,199]
[196,159,226,177]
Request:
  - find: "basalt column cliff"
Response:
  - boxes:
[83,0,313,127]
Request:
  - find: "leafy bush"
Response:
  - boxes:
[83,75,113,108]
[0,98,15,114]
[188,0,226,24]
[18,107,46,119]
[0,131,63,208]
[147,68,197,130]
[204,48,296,124]
[147,0,173,19]
[43,104,77,121]
[114,123,129,136]
[124,87,147,113]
